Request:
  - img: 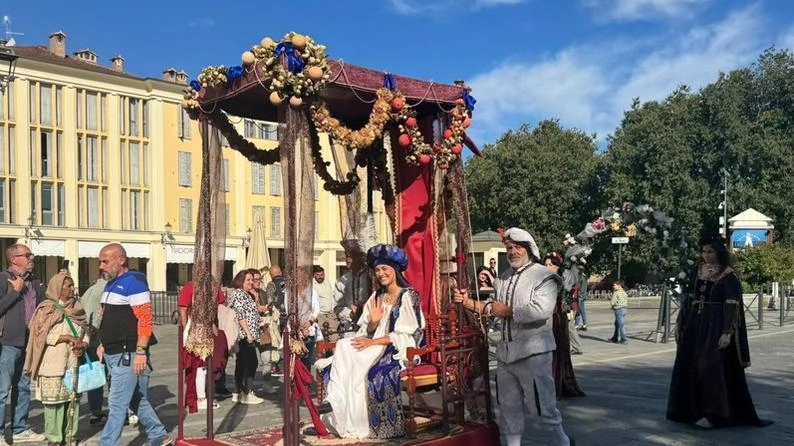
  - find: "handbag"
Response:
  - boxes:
[53,302,107,394]
[63,358,106,393]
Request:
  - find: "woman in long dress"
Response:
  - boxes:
[318,244,425,439]
[24,272,89,446]
[666,232,772,428]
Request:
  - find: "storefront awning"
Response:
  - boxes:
[23,239,66,257]
[165,244,238,264]
[78,241,151,258]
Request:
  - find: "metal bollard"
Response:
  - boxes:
[757,289,764,330]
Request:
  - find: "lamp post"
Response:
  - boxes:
[161,222,175,246]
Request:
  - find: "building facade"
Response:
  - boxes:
[0,32,391,292]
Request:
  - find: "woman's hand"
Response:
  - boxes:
[369,298,384,324]
[246,332,255,344]
[351,336,373,351]
[718,333,731,349]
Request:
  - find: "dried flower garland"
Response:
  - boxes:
[310,88,396,151]
[207,111,281,166]
[304,110,361,195]
[240,32,330,108]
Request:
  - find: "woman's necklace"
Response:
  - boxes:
[702,263,720,276]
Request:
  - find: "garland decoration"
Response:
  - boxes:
[304,109,361,195]
[207,111,281,166]
[310,88,396,151]
[396,98,471,168]
[241,32,330,108]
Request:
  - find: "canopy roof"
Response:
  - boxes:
[198,60,469,126]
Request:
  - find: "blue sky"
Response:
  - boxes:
[5,0,794,146]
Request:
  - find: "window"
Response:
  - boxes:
[86,92,98,130]
[244,119,255,138]
[119,97,126,135]
[0,127,14,175]
[40,131,53,177]
[0,87,5,120]
[29,129,36,176]
[252,206,266,225]
[57,184,64,226]
[179,108,191,139]
[76,90,82,128]
[5,82,13,120]
[222,158,230,192]
[100,94,106,131]
[142,101,149,138]
[55,87,62,126]
[87,187,99,228]
[269,164,281,196]
[86,137,99,181]
[41,182,54,225]
[56,133,63,179]
[178,151,191,187]
[129,98,139,136]
[262,123,278,140]
[0,180,4,222]
[129,142,140,186]
[142,143,149,186]
[0,126,5,174]
[40,84,52,125]
[252,163,265,194]
[131,190,141,230]
[179,198,193,233]
[29,84,36,123]
[119,142,126,184]
[269,207,281,238]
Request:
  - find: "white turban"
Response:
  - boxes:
[505,227,540,260]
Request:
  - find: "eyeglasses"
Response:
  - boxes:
[14,252,34,259]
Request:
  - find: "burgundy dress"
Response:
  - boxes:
[552,284,585,398]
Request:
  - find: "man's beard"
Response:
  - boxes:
[507,255,530,269]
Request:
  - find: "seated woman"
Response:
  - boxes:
[317,244,425,440]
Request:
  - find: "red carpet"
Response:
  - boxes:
[176,423,499,446]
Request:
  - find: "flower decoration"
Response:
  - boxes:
[242,32,330,107]
[196,64,244,89]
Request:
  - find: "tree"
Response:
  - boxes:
[734,244,794,289]
[464,120,599,255]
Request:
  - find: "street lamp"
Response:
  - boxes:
[161,222,175,246]
[719,168,729,242]
[24,214,43,243]
[0,44,17,94]
[241,227,252,248]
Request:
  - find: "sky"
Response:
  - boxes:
[5,0,794,146]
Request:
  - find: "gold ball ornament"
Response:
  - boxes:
[307,66,324,81]
[241,51,256,65]
[291,34,308,50]
[261,37,276,49]
[289,96,303,108]
[269,92,284,106]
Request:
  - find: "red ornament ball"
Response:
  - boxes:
[443,129,454,140]
[451,144,463,154]
[398,133,412,147]
[419,154,432,165]
[405,117,417,127]
[391,97,405,111]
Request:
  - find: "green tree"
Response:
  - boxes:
[464,120,599,255]
[734,244,794,289]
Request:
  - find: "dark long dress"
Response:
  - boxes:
[552,284,585,398]
[666,267,768,427]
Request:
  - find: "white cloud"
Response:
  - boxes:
[468,5,770,143]
[779,26,794,51]
[583,0,711,21]
[389,0,525,15]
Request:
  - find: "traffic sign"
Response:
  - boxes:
[612,237,629,244]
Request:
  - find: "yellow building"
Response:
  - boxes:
[0,31,391,293]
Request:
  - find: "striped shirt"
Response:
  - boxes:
[98,270,153,355]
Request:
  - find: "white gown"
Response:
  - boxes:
[318,290,424,439]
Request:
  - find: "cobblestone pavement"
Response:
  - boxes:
[24,299,793,445]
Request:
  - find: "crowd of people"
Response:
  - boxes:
[0,242,171,446]
[0,224,774,446]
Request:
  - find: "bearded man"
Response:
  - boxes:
[454,227,574,446]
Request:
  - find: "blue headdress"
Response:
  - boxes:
[366,244,411,287]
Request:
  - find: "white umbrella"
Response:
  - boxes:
[246,212,272,286]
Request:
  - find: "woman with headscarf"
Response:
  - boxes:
[24,272,89,446]
[316,244,425,439]
[667,231,773,428]
[544,252,585,398]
